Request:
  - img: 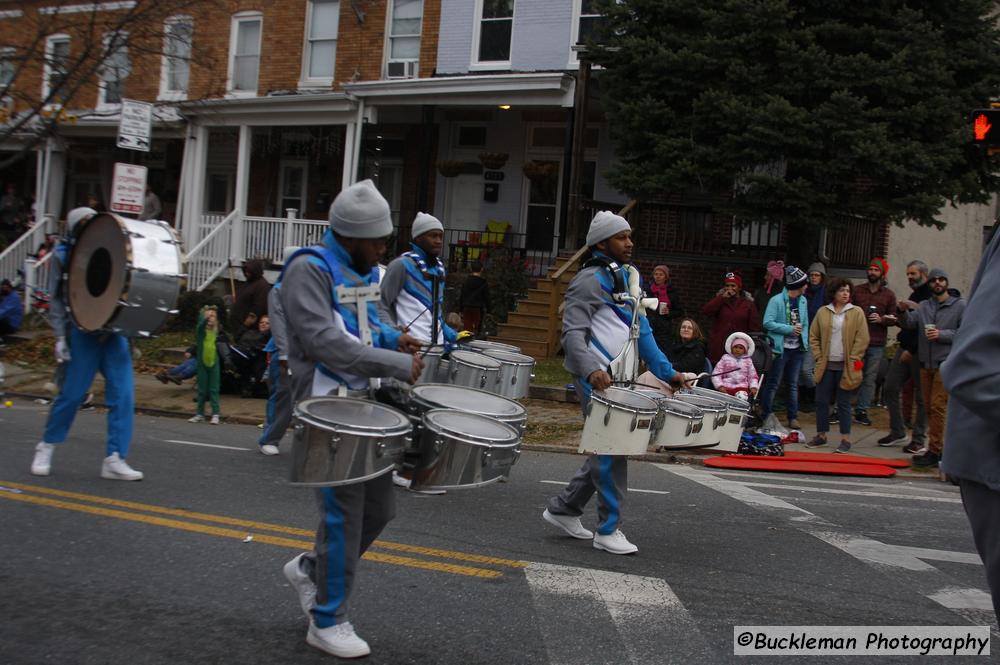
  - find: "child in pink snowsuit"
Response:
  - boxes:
[712,331,759,401]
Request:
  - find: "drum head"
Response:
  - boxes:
[424,409,519,444]
[657,397,704,418]
[597,387,659,412]
[481,349,535,365]
[450,350,502,369]
[680,387,750,409]
[673,393,727,412]
[297,397,410,434]
[411,384,524,418]
[67,213,128,331]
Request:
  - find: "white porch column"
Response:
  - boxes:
[342,121,356,190]
[179,123,209,250]
[231,124,252,264]
[44,142,66,222]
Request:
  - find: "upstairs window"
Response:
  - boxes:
[475,0,514,64]
[0,48,15,87]
[42,34,70,104]
[574,0,603,46]
[98,31,129,106]
[385,0,421,79]
[302,0,339,84]
[229,13,262,94]
[160,16,192,99]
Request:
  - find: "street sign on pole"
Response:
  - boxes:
[117,99,152,152]
[110,162,148,214]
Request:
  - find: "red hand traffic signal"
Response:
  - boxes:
[972,109,1000,145]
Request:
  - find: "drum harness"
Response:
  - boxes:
[403,251,445,356]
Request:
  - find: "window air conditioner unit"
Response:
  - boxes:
[386,60,418,79]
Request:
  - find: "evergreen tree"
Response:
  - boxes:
[589,0,1000,228]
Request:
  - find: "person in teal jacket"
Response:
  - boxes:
[760,265,811,429]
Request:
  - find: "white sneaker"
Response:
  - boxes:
[392,470,411,488]
[593,529,638,555]
[188,414,205,423]
[306,621,371,659]
[100,453,144,481]
[542,509,594,540]
[210,414,220,425]
[282,553,316,619]
[259,444,279,456]
[31,442,55,476]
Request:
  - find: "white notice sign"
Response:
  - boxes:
[117,99,153,151]
[110,162,148,214]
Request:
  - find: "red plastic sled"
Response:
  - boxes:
[726,451,911,468]
[703,456,897,477]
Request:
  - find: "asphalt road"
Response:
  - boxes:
[0,399,995,664]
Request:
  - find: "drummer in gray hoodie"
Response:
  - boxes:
[941,225,1000,624]
[542,211,693,555]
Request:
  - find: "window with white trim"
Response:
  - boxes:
[0,48,15,87]
[385,0,421,79]
[474,0,514,65]
[228,12,262,94]
[301,0,338,85]
[42,34,70,104]
[574,0,603,45]
[160,16,192,99]
[98,31,128,106]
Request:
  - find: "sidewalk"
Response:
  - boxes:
[1,360,933,479]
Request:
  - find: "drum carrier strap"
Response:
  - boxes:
[582,255,642,386]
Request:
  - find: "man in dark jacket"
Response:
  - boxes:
[459,260,490,336]
[702,272,760,364]
[878,260,932,452]
[941,224,1000,624]
[230,258,270,331]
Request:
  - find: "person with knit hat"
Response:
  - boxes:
[850,256,897,426]
[759,264,810,429]
[702,270,760,364]
[379,211,457,348]
[752,259,786,320]
[278,179,424,659]
[644,264,684,353]
[543,211,693,556]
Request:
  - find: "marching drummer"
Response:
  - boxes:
[30,207,144,481]
[542,211,695,555]
[378,211,457,347]
[279,179,423,659]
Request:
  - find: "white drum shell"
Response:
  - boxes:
[579,387,659,456]
[672,393,727,448]
[678,387,751,452]
[637,394,706,450]
[481,349,535,399]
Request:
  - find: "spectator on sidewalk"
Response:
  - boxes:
[806,278,869,454]
[459,260,491,337]
[702,271,760,364]
[138,186,162,221]
[940,223,1000,626]
[668,318,709,376]
[760,265,810,429]
[233,314,270,397]
[645,264,680,353]
[712,331,760,400]
[0,278,23,341]
[190,306,223,425]
[898,268,965,467]
[230,258,270,332]
[156,346,196,385]
[799,262,828,413]
[851,257,897,426]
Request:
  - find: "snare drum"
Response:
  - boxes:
[579,387,659,455]
[678,387,751,452]
[418,345,448,384]
[66,212,183,337]
[464,339,522,354]
[634,389,706,449]
[409,409,520,491]
[480,349,535,399]
[409,383,527,435]
[446,349,502,392]
[289,397,412,487]
[672,393,727,448]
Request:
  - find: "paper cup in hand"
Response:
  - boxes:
[924,323,937,332]
[658,303,668,315]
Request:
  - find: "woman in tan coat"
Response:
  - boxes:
[806,277,870,453]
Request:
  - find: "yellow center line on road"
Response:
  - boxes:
[0,481,525,574]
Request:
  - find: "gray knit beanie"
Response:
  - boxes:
[807,261,826,276]
[586,210,631,247]
[328,179,393,238]
[928,268,949,282]
[411,212,443,239]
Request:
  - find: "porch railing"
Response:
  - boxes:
[186,210,239,291]
[21,251,56,315]
[243,216,326,264]
[0,216,56,287]
[442,227,556,278]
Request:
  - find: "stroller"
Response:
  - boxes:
[744,331,774,430]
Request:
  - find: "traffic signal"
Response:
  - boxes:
[971,109,1000,145]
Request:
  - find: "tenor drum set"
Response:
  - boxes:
[289,339,536,491]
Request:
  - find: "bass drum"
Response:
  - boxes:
[410,409,520,491]
[66,212,183,337]
[289,397,412,487]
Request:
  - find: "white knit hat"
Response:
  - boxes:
[725,331,756,357]
[66,207,97,234]
[328,179,393,238]
[411,212,443,239]
[585,210,631,247]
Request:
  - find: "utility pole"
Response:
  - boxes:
[565,53,591,249]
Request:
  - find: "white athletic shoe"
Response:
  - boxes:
[392,470,411,488]
[593,529,638,555]
[100,453,144,481]
[306,621,371,659]
[282,553,316,619]
[31,442,55,476]
[542,509,594,540]
[259,444,279,456]
[188,414,205,423]
[209,414,220,425]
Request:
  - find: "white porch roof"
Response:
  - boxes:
[343,72,576,108]
[178,92,362,127]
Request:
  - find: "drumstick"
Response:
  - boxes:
[401,305,430,333]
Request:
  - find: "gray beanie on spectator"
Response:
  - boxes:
[785,265,808,289]
[807,261,826,276]
[586,210,631,247]
[328,179,392,238]
[928,268,949,282]
[411,212,443,239]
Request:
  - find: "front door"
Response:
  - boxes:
[523,159,561,253]
[278,160,307,217]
